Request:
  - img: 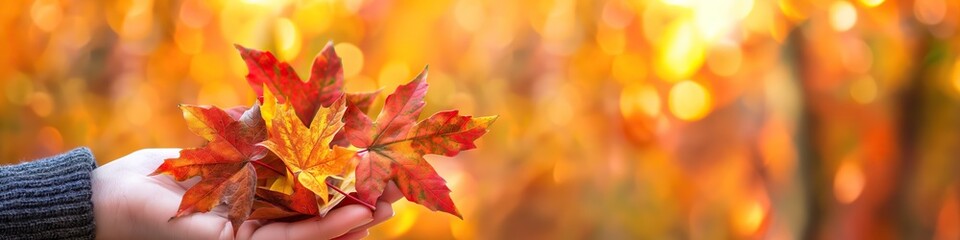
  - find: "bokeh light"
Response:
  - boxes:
[668,80,711,121]
[829,1,857,32]
[834,160,865,204]
[859,0,884,8]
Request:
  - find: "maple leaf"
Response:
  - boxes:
[252,152,287,180]
[259,89,357,203]
[151,103,267,232]
[249,179,319,221]
[250,170,358,221]
[345,90,380,114]
[343,67,497,218]
[235,42,381,125]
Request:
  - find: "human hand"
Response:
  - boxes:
[91,148,402,240]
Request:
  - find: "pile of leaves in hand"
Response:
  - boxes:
[150,42,497,234]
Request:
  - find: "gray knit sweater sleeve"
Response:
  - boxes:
[0,147,97,239]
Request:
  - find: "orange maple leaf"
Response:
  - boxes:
[259,89,356,203]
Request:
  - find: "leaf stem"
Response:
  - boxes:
[251,160,283,175]
[326,182,376,210]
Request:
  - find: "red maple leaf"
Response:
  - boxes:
[343,67,497,218]
[235,42,380,126]
[151,104,267,232]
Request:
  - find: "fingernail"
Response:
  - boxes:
[358,212,374,227]
[359,215,374,226]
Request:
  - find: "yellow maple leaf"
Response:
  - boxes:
[260,89,356,202]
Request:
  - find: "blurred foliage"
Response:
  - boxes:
[1,0,960,239]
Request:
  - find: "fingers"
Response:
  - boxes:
[380,182,403,203]
[252,205,373,240]
[345,200,394,233]
[329,183,400,239]
[332,230,369,240]
[235,220,263,240]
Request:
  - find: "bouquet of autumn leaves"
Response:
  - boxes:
[150,42,497,234]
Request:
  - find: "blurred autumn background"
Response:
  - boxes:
[2,0,960,238]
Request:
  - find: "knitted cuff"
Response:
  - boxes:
[0,147,98,240]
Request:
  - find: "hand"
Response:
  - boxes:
[91,149,402,240]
